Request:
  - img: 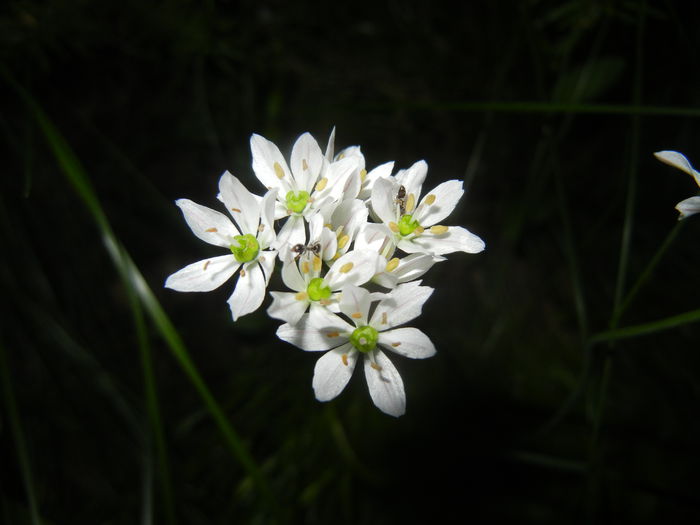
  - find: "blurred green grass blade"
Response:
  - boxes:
[4,71,277,515]
[0,339,43,525]
[590,308,700,344]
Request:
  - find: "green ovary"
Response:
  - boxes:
[285,190,310,214]
[398,214,420,236]
[230,234,259,263]
[307,277,331,301]
[350,325,379,353]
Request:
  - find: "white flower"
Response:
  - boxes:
[276,282,436,417]
[370,160,485,256]
[267,246,383,326]
[250,132,359,249]
[165,171,277,321]
[654,150,700,219]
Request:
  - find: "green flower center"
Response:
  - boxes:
[307,277,331,301]
[285,190,310,214]
[350,325,379,353]
[230,234,259,263]
[398,214,420,236]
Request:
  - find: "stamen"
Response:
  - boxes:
[335,225,345,237]
[294,291,308,301]
[391,342,401,347]
[302,159,309,171]
[360,168,367,182]
[414,226,425,235]
[240,268,246,277]
[385,258,399,272]
[258,224,265,232]
[313,255,322,272]
[370,362,383,371]
[405,193,416,213]
[339,262,354,273]
[230,207,242,213]
[337,153,345,160]
[424,194,436,205]
[319,298,332,306]
[381,312,387,324]
[315,177,328,191]
[205,227,218,232]
[430,225,448,235]
[203,260,211,270]
[273,161,285,179]
[351,312,362,319]
[301,261,310,274]
[388,222,399,233]
[326,331,339,338]
[341,354,348,366]
[337,234,349,250]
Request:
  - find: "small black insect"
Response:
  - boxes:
[395,185,407,215]
[291,241,322,258]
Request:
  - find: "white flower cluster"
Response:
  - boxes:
[654,150,700,220]
[166,130,485,416]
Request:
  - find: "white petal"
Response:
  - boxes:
[373,253,443,289]
[338,285,371,326]
[276,307,353,351]
[227,262,267,321]
[371,177,399,225]
[322,156,362,202]
[275,215,306,251]
[395,160,427,205]
[176,199,239,248]
[250,133,292,194]
[355,223,394,256]
[324,250,382,290]
[257,189,278,248]
[281,257,306,291]
[267,291,309,325]
[370,281,433,329]
[414,180,464,226]
[324,127,336,161]
[330,199,369,256]
[655,150,700,186]
[257,250,277,285]
[403,226,485,255]
[359,161,394,200]
[290,132,324,193]
[218,171,260,235]
[364,350,405,417]
[312,344,358,401]
[165,254,239,292]
[676,196,700,219]
[378,327,436,359]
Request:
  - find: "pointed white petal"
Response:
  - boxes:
[414,180,464,226]
[227,262,267,321]
[676,196,700,219]
[395,160,427,205]
[176,199,238,247]
[324,127,336,161]
[330,199,369,256]
[364,350,405,417]
[373,253,443,289]
[371,177,399,225]
[281,257,306,291]
[257,189,278,248]
[404,226,485,255]
[359,161,394,200]
[250,133,292,193]
[218,171,260,235]
[313,344,358,401]
[370,281,433,329]
[275,215,306,251]
[267,291,309,325]
[257,250,277,285]
[165,254,239,292]
[338,285,371,326]
[355,223,394,256]
[324,250,382,290]
[276,307,353,351]
[291,132,324,193]
[655,150,700,186]
[379,327,436,359]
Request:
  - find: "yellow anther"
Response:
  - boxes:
[315,177,328,191]
[388,222,399,233]
[360,168,367,182]
[205,227,218,232]
[294,291,308,301]
[240,268,246,277]
[406,193,416,213]
[302,159,309,171]
[230,207,241,213]
[332,252,341,261]
[424,194,436,205]
[313,255,322,272]
[258,224,265,232]
[414,226,425,235]
[273,161,285,179]
[326,331,340,338]
[341,354,348,366]
[203,260,211,270]
[370,362,382,371]
[319,298,332,306]
[385,257,399,272]
[381,312,387,325]
[430,225,448,235]
[337,234,349,250]
[339,262,354,274]
[391,342,401,347]
[338,153,345,159]
[301,261,310,274]
[351,312,362,319]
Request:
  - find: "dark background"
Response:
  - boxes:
[2,1,700,523]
